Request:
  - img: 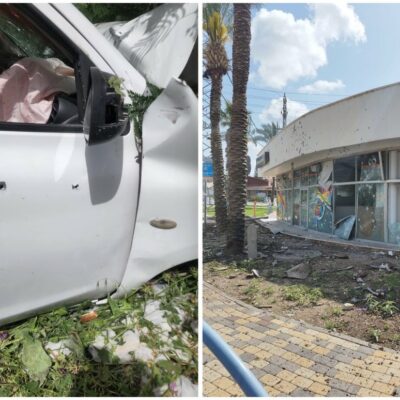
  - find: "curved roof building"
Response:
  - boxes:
[257,82,400,246]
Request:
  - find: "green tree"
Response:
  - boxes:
[226,4,251,254]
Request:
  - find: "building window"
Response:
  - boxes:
[388,183,400,244]
[308,186,333,233]
[293,189,300,225]
[334,156,356,183]
[356,183,384,242]
[334,185,355,223]
[357,152,383,181]
[274,150,397,245]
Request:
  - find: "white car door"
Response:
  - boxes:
[0,4,141,325]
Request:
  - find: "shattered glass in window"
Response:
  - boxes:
[308,185,333,233]
[282,173,292,189]
[293,189,300,225]
[334,185,355,223]
[301,167,309,187]
[294,170,301,188]
[309,164,320,186]
[357,152,382,181]
[301,189,308,227]
[318,161,333,187]
[357,183,384,242]
[276,176,283,190]
[285,190,292,223]
[388,183,400,245]
[334,156,356,183]
[277,191,285,220]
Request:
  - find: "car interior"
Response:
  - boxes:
[0,5,79,125]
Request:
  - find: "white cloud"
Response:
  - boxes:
[298,79,345,94]
[312,3,366,45]
[251,4,366,89]
[259,97,309,125]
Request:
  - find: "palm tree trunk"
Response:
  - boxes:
[226,4,251,254]
[210,71,228,232]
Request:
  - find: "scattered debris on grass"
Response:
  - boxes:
[0,266,198,397]
[204,221,400,350]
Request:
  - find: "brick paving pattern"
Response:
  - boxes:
[203,282,400,397]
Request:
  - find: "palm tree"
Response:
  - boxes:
[203,5,231,232]
[226,4,251,254]
[253,122,280,144]
[221,100,251,174]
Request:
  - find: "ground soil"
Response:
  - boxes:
[204,220,400,351]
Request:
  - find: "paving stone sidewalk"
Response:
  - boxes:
[203,282,400,397]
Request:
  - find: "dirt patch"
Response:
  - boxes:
[204,221,400,351]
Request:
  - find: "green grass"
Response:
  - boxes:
[282,285,323,306]
[206,205,276,218]
[0,267,198,396]
[366,294,399,318]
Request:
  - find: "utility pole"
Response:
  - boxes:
[281,93,287,128]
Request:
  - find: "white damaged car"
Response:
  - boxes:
[0,3,198,326]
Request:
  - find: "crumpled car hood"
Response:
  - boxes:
[96,3,198,89]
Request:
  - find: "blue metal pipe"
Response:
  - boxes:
[203,321,268,397]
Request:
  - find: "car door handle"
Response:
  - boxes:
[0,182,6,190]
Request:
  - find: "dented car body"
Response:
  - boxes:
[0,4,198,325]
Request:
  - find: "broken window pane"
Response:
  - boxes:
[276,175,283,190]
[301,167,309,187]
[293,189,300,225]
[387,151,400,180]
[294,170,301,188]
[318,161,333,187]
[301,189,308,227]
[334,185,355,223]
[309,164,320,186]
[334,156,356,183]
[357,152,382,181]
[277,191,286,220]
[285,190,292,223]
[388,183,400,244]
[308,186,333,233]
[282,173,292,189]
[357,183,384,242]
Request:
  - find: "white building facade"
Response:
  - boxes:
[257,82,400,245]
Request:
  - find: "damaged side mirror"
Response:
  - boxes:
[83,67,129,145]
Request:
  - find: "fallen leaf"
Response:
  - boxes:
[21,333,52,385]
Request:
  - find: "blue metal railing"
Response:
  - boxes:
[203,321,268,397]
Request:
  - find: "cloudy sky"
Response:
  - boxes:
[209,3,400,175]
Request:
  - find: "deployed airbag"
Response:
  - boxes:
[0,57,75,124]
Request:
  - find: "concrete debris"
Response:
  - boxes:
[251,269,260,278]
[152,283,167,295]
[333,254,349,259]
[343,303,354,311]
[388,251,394,257]
[45,340,73,359]
[154,376,198,397]
[366,287,386,298]
[89,328,154,364]
[286,263,311,280]
[273,249,321,263]
[268,225,282,235]
[272,260,278,267]
[370,263,391,272]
